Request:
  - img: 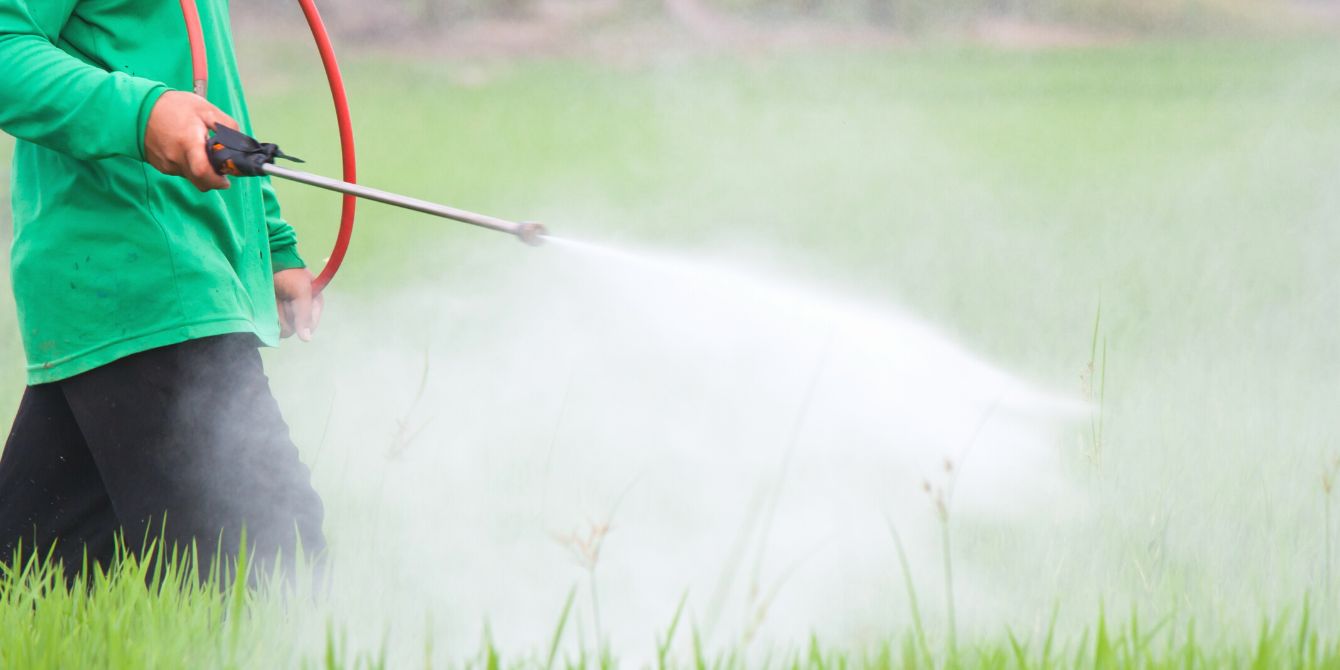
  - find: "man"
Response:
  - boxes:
[0,0,326,576]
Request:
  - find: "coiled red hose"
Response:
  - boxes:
[179,0,356,294]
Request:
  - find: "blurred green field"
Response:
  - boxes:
[2,35,1340,666]
[252,35,1340,609]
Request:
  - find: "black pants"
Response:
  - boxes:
[0,333,325,577]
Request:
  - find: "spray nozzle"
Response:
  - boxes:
[516,222,548,246]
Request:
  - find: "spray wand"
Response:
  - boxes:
[180,0,546,295]
[206,126,548,246]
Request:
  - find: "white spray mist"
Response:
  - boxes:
[267,233,1086,663]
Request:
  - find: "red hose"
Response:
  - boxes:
[294,0,357,294]
[180,0,357,294]
[178,0,208,96]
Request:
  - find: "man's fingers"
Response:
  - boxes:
[207,110,240,132]
[277,299,295,338]
[310,293,324,333]
[186,139,229,192]
[293,291,315,342]
[144,91,240,191]
[273,269,321,344]
[191,105,236,191]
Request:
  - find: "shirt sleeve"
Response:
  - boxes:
[0,0,169,161]
[263,177,307,272]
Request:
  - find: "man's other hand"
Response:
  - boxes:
[145,91,238,192]
[274,269,322,342]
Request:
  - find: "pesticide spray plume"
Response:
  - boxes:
[274,224,1094,663]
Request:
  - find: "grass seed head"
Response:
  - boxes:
[553,521,612,572]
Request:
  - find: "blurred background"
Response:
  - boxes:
[3,0,1340,663]
[236,0,1339,42]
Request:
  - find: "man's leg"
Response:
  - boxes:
[60,334,326,575]
[0,385,120,574]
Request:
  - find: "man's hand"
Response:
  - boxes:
[274,269,323,342]
[145,91,238,192]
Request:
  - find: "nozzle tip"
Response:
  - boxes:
[517,222,548,246]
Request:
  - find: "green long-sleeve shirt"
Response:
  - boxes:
[1,0,304,384]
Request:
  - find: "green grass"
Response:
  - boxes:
[1,548,1339,668]
[3,34,1340,667]
[0,544,297,668]
[1,542,1340,669]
